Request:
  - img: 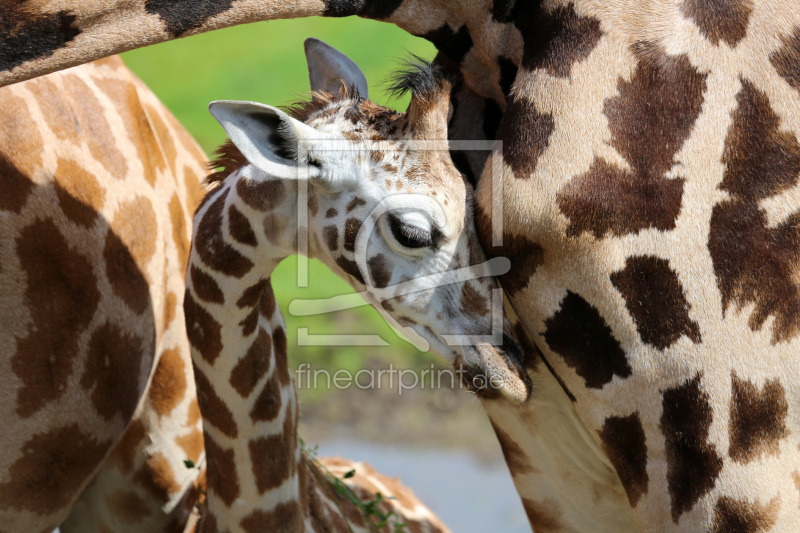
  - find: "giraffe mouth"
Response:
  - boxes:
[456,335,532,404]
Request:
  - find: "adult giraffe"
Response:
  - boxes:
[0,55,209,533]
[4,1,800,531]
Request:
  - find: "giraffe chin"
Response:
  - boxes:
[456,339,532,405]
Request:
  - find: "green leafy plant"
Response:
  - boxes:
[300,437,408,533]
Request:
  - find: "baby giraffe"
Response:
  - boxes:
[184,39,530,533]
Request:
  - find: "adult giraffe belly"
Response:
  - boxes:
[476,14,800,531]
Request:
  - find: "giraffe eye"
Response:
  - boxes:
[389,215,434,249]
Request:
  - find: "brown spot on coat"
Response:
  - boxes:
[228,204,257,246]
[367,254,391,288]
[460,281,489,317]
[236,178,285,211]
[96,77,165,186]
[771,27,800,92]
[249,411,296,494]
[491,423,534,475]
[559,48,705,238]
[239,307,259,336]
[109,419,146,474]
[236,279,268,309]
[336,256,365,285]
[53,158,104,227]
[81,323,146,420]
[148,347,187,418]
[273,326,290,386]
[144,102,178,175]
[543,291,631,389]
[0,152,34,215]
[476,211,545,296]
[229,329,272,398]
[0,89,43,183]
[720,80,800,199]
[326,207,338,218]
[250,373,282,422]
[169,193,190,272]
[708,79,800,342]
[108,196,157,311]
[240,502,303,533]
[187,399,201,426]
[61,75,129,179]
[308,193,319,216]
[193,364,238,438]
[203,432,240,507]
[599,413,649,506]
[0,424,112,513]
[163,291,177,330]
[346,197,366,212]
[343,217,362,253]
[710,496,779,533]
[191,265,224,304]
[259,283,277,320]
[660,374,723,521]
[176,428,204,465]
[195,189,253,278]
[104,229,151,316]
[681,0,753,47]
[610,255,701,350]
[521,4,602,77]
[184,290,222,364]
[106,490,152,524]
[729,373,788,463]
[521,498,564,533]
[323,225,339,251]
[13,218,100,417]
[495,94,554,179]
[262,211,288,246]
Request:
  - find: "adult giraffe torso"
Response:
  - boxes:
[0,56,208,533]
[445,2,800,531]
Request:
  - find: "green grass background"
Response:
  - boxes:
[123,18,443,396]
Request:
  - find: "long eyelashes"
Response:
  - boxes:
[389,215,434,248]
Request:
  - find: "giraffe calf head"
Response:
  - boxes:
[208,39,530,403]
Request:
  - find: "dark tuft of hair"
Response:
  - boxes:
[206,139,248,185]
[385,55,453,101]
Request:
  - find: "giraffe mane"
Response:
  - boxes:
[384,55,453,104]
[206,139,249,185]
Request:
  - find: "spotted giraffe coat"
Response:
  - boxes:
[0,56,208,533]
[3,0,800,531]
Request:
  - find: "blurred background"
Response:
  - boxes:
[122,18,528,532]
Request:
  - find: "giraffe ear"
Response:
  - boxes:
[209,100,321,179]
[305,38,369,98]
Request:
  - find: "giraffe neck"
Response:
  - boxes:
[482,355,637,532]
[0,1,504,90]
[186,170,304,533]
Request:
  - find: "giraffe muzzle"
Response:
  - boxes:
[458,334,532,405]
